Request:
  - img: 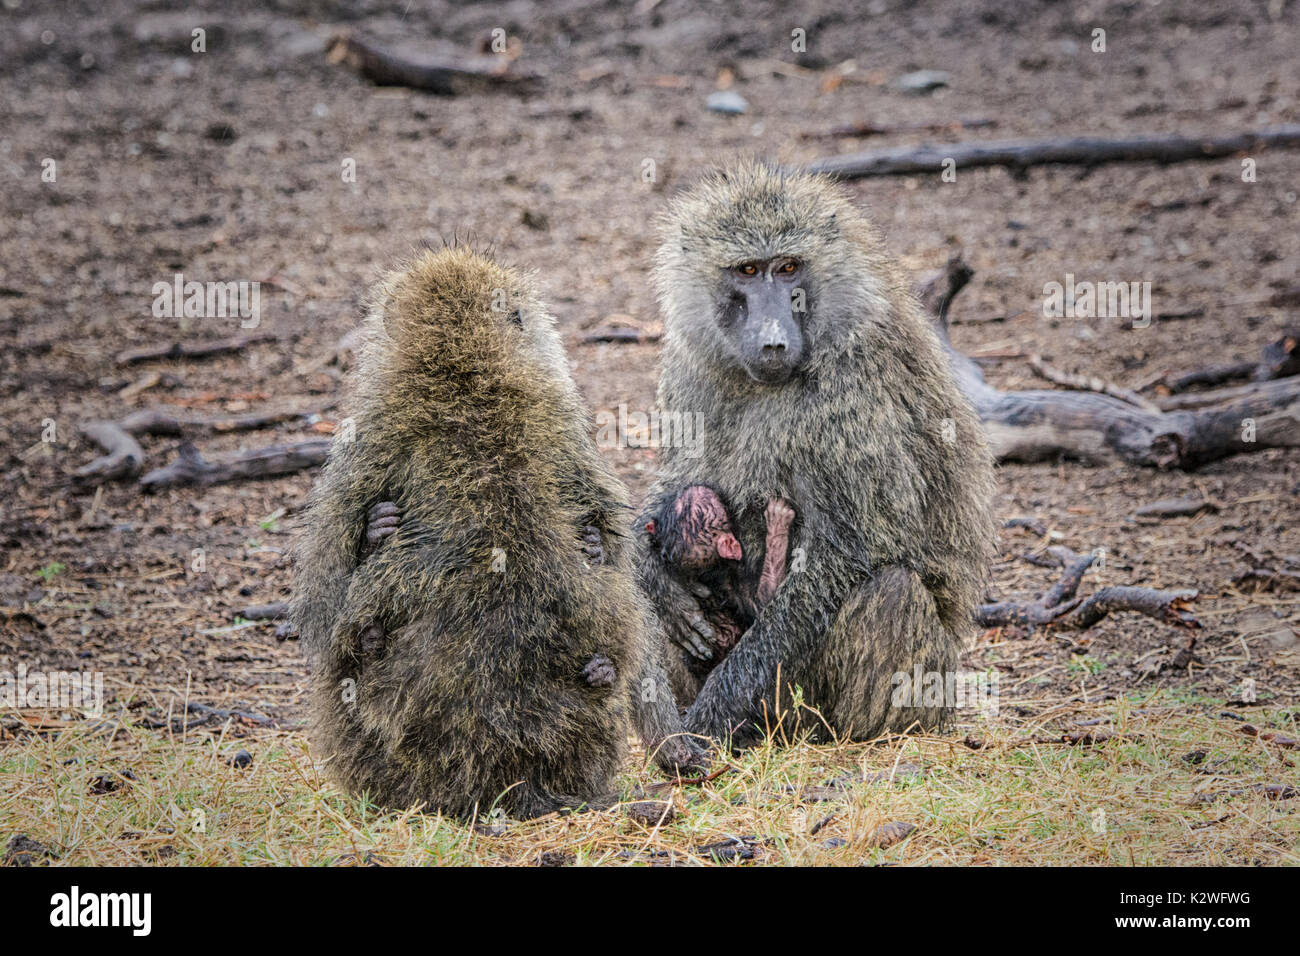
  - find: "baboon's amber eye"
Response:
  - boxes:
[778,261,798,274]
[737,264,758,276]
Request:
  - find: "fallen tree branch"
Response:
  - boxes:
[800,117,996,140]
[72,406,322,485]
[326,31,540,95]
[1058,586,1200,630]
[1134,497,1220,521]
[579,327,663,345]
[75,422,146,481]
[140,702,278,733]
[140,440,330,489]
[1143,329,1298,397]
[922,258,1300,468]
[118,407,314,437]
[977,547,1200,632]
[235,602,290,621]
[807,124,1300,178]
[115,333,278,366]
[1028,354,1163,413]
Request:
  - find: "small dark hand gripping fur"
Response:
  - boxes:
[635,160,998,749]
[292,246,697,819]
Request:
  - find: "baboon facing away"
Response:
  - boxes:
[636,160,998,749]
[292,246,695,819]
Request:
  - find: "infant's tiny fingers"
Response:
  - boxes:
[688,617,715,657]
[372,516,400,530]
[676,626,710,661]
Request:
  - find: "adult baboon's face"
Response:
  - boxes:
[715,256,807,385]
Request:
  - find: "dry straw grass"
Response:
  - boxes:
[2,687,1296,866]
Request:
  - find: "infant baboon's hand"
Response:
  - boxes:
[662,584,716,661]
[582,653,617,688]
[581,524,605,567]
[365,501,401,551]
[765,498,795,535]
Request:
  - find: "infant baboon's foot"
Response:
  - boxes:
[764,497,795,535]
[365,501,401,551]
[581,524,605,567]
[582,653,617,688]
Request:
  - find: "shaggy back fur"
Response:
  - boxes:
[294,246,647,819]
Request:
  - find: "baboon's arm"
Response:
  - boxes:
[560,433,634,567]
[292,443,384,656]
[683,512,862,747]
[632,612,713,776]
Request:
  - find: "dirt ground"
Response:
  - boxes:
[2,0,1297,829]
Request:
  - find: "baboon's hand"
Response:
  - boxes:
[661,581,716,661]
[582,653,617,688]
[358,622,385,659]
[765,498,795,535]
[581,524,605,567]
[365,501,401,551]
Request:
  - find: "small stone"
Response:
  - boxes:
[536,849,575,867]
[893,70,950,94]
[706,90,749,114]
[868,820,916,849]
[520,209,549,231]
[230,750,253,769]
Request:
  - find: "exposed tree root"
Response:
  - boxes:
[75,422,146,482]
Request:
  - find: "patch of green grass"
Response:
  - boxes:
[259,508,285,533]
[1,690,1296,866]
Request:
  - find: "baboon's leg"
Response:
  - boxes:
[632,617,711,774]
[755,498,795,605]
[786,567,960,742]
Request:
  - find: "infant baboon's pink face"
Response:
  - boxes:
[674,485,742,569]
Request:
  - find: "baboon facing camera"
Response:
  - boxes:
[636,160,998,749]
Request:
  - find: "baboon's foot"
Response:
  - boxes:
[358,622,385,658]
[582,653,617,687]
[581,524,605,566]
